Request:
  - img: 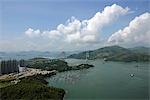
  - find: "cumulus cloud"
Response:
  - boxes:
[42,30,61,40]
[108,12,150,46]
[25,28,41,38]
[25,4,129,44]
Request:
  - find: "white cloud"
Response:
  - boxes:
[25,4,129,44]
[25,28,41,38]
[42,30,61,40]
[108,12,150,46]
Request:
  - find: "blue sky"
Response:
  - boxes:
[0,0,150,51]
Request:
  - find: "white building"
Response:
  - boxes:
[18,65,27,72]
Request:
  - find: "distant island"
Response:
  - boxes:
[68,45,150,62]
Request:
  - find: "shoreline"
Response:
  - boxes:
[0,63,94,99]
[0,68,57,82]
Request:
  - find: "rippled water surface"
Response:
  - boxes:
[47,59,149,100]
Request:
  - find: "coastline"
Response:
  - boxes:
[0,63,94,100]
[0,68,57,82]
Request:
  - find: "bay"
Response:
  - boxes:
[47,59,149,100]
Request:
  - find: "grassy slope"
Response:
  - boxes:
[0,76,65,100]
[0,81,13,88]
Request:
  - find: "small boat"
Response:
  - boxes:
[135,65,139,67]
[130,74,134,77]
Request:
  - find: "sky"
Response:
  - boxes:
[0,0,150,52]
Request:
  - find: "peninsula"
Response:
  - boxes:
[0,58,94,100]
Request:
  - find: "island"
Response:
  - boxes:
[67,64,94,70]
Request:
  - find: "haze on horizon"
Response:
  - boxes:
[0,0,150,52]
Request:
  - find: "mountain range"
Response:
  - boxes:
[1,45,150,62]
[0,51,80,60]
[68,46,150,62]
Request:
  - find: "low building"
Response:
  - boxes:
[18,65,27,72]
[18,59,27,72]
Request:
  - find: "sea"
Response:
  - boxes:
[46,59,149,100]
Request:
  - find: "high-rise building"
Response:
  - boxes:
[0,60,19,75]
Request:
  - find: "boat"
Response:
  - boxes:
[130,74,134,77]
[135,65,138,67]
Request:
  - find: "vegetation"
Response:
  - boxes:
[68,64,94,70]
[68,45,150,62]
[0,81,13,88]
[0,75,65,100]
[27,58,69,72]
[27,57,94,72]
[105,52,150,62]
[129,46,150,55]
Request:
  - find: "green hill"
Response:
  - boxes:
[129,46,150,55]
[27,58,69,72]
[0,76,65,100]
[27,57,94,72]
[68,45,150,62]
